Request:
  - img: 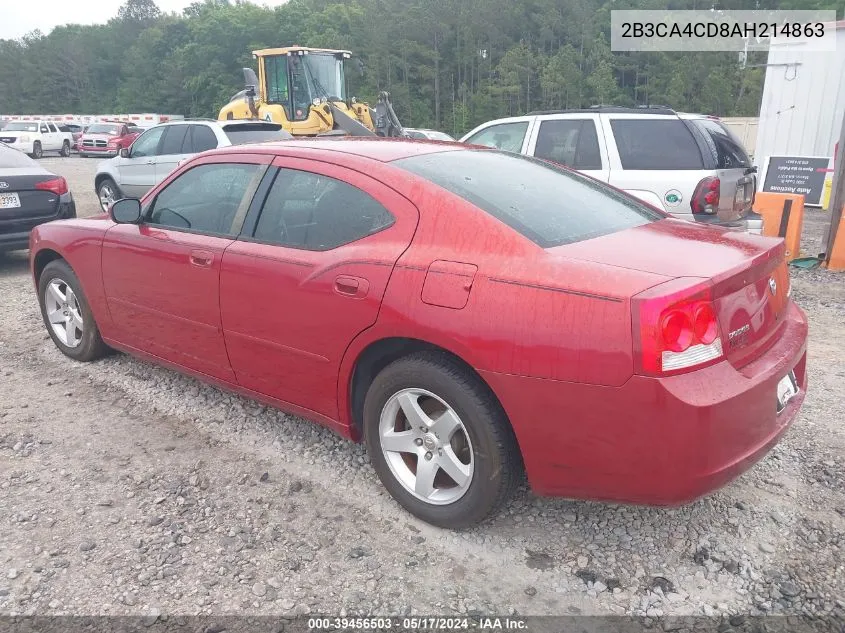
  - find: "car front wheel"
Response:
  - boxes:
[363,352,521,528]
[60,140,70,157]
[38,260,109,362]
[30,141,42,159]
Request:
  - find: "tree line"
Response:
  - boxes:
[0,0,837,137]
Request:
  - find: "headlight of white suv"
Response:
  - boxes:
[19,134,30,142]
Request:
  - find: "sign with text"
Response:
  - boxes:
[762,156,830,206]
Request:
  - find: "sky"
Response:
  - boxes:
[1,0,287,40]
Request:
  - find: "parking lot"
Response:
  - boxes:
[1,155,844,619]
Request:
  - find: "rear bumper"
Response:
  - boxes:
[0,195,76,252]
[480,301,808,504]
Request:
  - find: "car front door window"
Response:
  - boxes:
[130,127,166,158]
[148,163,264,235]
[465,122,529,153]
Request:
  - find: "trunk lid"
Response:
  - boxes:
[0,170,62,224]
[552,219,790,367]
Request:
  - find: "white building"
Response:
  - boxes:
[754,20,845,197]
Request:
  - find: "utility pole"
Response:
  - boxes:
[824,107,845,263]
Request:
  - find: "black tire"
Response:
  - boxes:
[38,260,109,362]
[363,351,521,528]
[97,178,121,212]
[30,141,42,159]
[60,140,70,157]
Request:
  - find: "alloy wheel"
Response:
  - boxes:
[378,388,474,505]
[45,278,84,348]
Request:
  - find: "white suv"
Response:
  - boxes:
[460,107,760,231]
[94,119,293,211]
[0,120,73,158]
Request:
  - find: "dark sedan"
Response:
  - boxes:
[0,142,76,253]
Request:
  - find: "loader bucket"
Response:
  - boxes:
[329,103,376,137]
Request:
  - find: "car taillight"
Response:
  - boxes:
[691,176,720,214]
[35,177,68,196]
[633,280,724,376]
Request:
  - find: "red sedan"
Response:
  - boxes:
[29,140,807,528]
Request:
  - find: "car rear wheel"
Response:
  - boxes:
[97,178,120,212]
[38,260,108,362]
[30,141,42,159]
[60,140,70,157]
[363,352,521,528]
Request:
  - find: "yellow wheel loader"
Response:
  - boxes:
[218,47,406,138]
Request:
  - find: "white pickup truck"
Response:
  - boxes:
[0,120,73,158]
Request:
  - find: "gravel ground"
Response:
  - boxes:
[0,156,843,622]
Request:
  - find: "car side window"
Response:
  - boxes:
[147,163,263,235]
[252,168,395,251]
[465,122,529,153]
[160,125,189,155]
[48,124,59,133]
[189,125,218,153]
[533,119,602,170]
[130,127,166,158]
[41,124,49,133]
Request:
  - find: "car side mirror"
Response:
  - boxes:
[119,147,130,158]
[110,198,142,224]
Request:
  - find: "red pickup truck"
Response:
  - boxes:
[78,123,142,158]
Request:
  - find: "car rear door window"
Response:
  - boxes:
[394,149,662,248]
[48,124,59,133]
[534,119,602,169]
[464,122,529,153]
[147,163,263,236]
[159,125,189,155]
[691,119,751,169]
[251,168,395,251]
[189,125,219,153]
[610,119,704,170]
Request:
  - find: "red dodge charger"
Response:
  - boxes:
[29,139,807,528]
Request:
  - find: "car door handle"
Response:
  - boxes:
[334,275,369,298]
[145,159,155,165]
[189,250,213,267]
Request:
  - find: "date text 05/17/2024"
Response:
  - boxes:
[307,617,529,630]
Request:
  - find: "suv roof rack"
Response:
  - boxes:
[526,106,677,116]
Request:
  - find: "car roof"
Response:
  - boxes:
[213,137,467,162]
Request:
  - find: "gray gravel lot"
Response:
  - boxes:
[0,156,843,620]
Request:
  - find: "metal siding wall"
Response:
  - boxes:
[755,29,845,182]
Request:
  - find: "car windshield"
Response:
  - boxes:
[394,149,663,247]
[87,124,120,135]
[301,53,346,101]
[223,124,293,145]
[426,131,455,141]
[5,122,39,132]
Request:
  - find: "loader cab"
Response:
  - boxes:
[257,47,349,123]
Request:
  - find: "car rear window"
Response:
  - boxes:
[394,149,663,248]
[0,143,35,167]
[610,119,704,170]
[691,119,752,169]
[223,124,293,145]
